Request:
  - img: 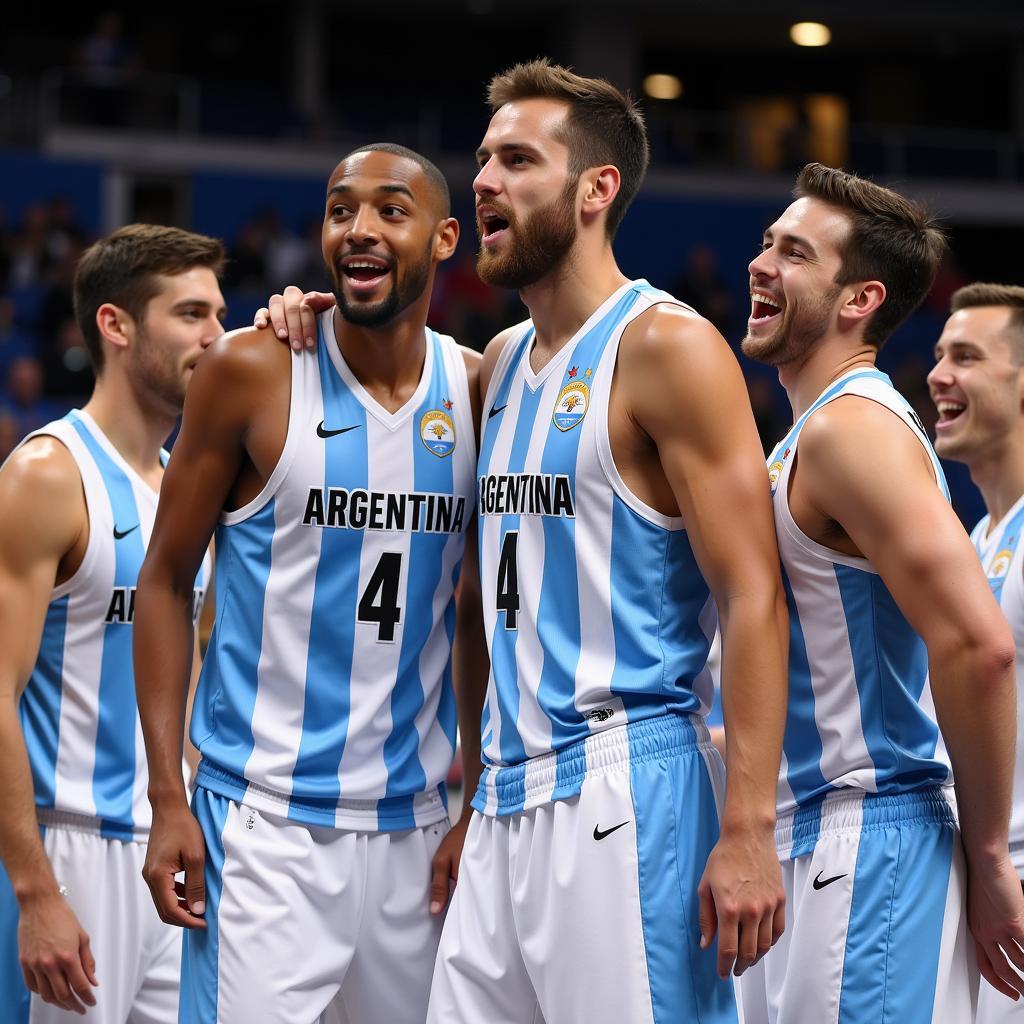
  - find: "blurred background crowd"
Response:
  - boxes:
[2,2,1023,523]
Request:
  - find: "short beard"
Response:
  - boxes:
[476,178,578,290]
[741,284,841,368]
[333,244,432,328]
[131,320,187,412]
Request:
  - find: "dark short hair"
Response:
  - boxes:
[487,58,649,240]
[74,224,224,373]
[795,163,947,350]
[951,282,1024,361]
[344,142,450,219]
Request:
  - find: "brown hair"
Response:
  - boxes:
[74,223,225,373]
[951,282,1024,361]
[487,58,649,239]
[795,163,947,349]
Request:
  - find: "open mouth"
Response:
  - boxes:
[934,399,966,429]
[478,207,511,245]
[749,291,783,326]
[341,256,392,292]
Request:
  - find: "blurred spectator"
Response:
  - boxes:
[8,205,52,288]
[431,248,509,351]
[3,356,63,438]
[36,242,83,349]
[42,317,93,402]
[0,296,39,382]
[0,410,20,463]
[747,374,789,454]
[45,197,87,264]
[224,218,270,292]
[924,252,969,316]
[73,11,141,85]
[264,211,313,287]
[671,244,737,341]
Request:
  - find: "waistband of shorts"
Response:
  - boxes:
[36,807,146,842]
[775,786,956,858]
[476,712,711,815]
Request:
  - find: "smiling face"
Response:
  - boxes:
[473,98,579,289]
[741,197,851,367]
[928,306,1024,464]
[129,267,225,412]
[322,150,446,328]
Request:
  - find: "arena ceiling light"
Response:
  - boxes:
[790,22,832,47]
[643,74,683,100]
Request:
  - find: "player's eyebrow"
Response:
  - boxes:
[763,229,818,260]
[476,141,543,162]
[327,183,416,202]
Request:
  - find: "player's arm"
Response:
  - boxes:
[623,306,788,980]
[430,348,490,913]
[134,331,270,929]
[0,440,98,1013]
[798,398,1024,998]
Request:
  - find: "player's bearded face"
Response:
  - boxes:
[476,177,578,289]
[332,240,433,329]
[741,283,841,367]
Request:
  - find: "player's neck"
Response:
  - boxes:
[82,373,175,484]
[333,309,427,414]
[520,245,628,358]
[969,434,1024,528]
[778,336,877,420]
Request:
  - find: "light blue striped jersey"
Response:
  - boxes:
[12,410,209,840]
[473,280,717,816]
[970,494,1024,871]
[768,368,951,826]
[192,313,475,831]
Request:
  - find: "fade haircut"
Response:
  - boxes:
[74,224,224,373]
[345,142,451,218]
[795,162,947,350]
[487,58,649,240]
[951,282,1024,362]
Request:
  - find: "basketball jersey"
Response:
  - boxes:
[14,409,210,841]
[769,368,951,824]
[474,280,717,815]
[192,313,475,832]
[970,496,1024,872]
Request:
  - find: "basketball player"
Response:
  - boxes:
[262,61,788,1024]
[738,166,1024,1023]
[929,283,1024,1022]
[133,144,486,1023]
[0,224,222,1021]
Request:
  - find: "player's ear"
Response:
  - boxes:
[838,280,886,332]
[580,165,621,224]
[95,303,134,353]
[434,217,459,264]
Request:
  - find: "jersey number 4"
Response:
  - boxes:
[496,531,520,630]
[358,551,402,643]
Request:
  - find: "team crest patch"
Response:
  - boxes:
[990,548,1014,579]
[420,409,456,458]
[553,381,590,431]
[768,461,784,490]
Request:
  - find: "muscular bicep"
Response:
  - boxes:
[0,442,85,699]
[800,403,999,650]
[629,310,780,601]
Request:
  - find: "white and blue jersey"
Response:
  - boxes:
[474,280,717,816]
[768,368,951,835]
[13,410,209,841]
[191,313,475,832]
[970,495,1024,873]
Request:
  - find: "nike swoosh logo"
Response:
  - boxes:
[593,821,630,841]
[316,421,361,439]
[812,870,847,890]
[113,524,139,540]
[487,403,508,420]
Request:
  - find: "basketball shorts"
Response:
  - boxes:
[427,713,740,1024]
[0,817,180,1023]
[180,785,448,1023]
[738,787,977,1024]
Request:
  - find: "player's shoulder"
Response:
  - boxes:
[802,389,915,454]
[197,325,292,384]
[620,300,730,368]
[480,320,530,396]
[0,433,85,549]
